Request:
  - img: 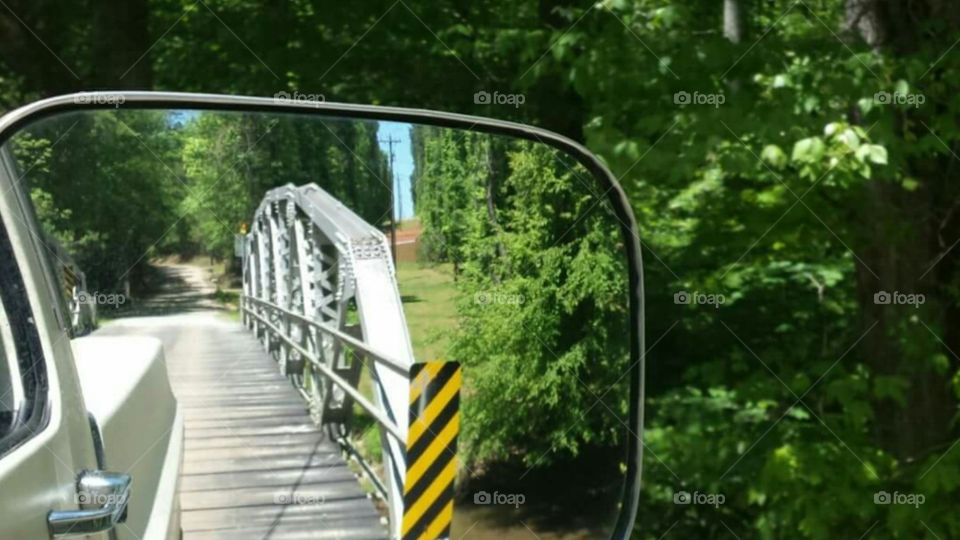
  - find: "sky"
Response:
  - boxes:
[377,121,415,221]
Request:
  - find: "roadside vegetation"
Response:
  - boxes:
[396,261,457,362]
[2,1,960,536]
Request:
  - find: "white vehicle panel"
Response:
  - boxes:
[72,336,181,540]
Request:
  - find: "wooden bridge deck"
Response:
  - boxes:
[97,309,386,539]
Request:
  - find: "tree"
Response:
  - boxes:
[413,128,630,466]
[14,110,184,291]
[178,112,392,260]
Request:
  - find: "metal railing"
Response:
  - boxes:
[241,295,406,441]
[240,183,419,537]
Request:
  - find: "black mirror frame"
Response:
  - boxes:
[0,91,646,539]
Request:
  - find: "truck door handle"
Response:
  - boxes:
[48,470,132,537]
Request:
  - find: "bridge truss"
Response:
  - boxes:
[240,183,437,538]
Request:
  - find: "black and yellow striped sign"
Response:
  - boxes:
[402,361,461,540]
[62,265,77,299]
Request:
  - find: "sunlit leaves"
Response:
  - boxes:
[791,136,825,163]
[761,144,788,169]
[855,144,887,165]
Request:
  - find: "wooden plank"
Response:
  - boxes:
[182,501,386,539]
[181,454,354,477]
[184,433,327,451]
[180,465,357,491]
[182,444,329,464]
[95,310,386,539]
[184,412,312,429]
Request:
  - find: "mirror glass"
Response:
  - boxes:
[1,107,633,539]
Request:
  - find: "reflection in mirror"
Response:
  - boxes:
[3,108,631,539]
[0,294,23,438]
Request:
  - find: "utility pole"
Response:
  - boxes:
[379,135,401,262]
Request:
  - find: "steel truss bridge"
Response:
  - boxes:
[239,183,461,540]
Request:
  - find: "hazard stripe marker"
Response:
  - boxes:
[402,361,461,540]
[62,266,77,298]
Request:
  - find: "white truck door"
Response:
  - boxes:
[0,149,114,539]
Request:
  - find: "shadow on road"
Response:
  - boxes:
[100,263,227,319]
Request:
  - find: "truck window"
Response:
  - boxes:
[0,145,49,454]
[0,293,23,437]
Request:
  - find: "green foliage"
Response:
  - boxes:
[14,111,393,292]
[4,0,960,536]
[410,125,487,268]
[179,113,392,260]
[14,111,185,290]
[560,1,960,537]
[413,131,630,467]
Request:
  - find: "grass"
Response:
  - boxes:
[396,217,421,231]
[395,261,457,362]
[213,288,242,321]
[348,260,459,470]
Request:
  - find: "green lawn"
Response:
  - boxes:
[353,260,458,421]
[350,261,458,466]
[395,261,457,362]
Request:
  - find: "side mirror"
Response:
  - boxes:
[0,92,644,539]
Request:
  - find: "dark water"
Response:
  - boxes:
[450,446,625,539]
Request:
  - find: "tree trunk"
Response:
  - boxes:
[89,0,152,88]
[723,0,746,44]
[0,0,82,97]
[0,0,152,96]
[855,179,955,459]
[485,139,505,284]
[532,0,587,141]
[844,0,960,52]
[847,0,960,460]
[723,0,747,95]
